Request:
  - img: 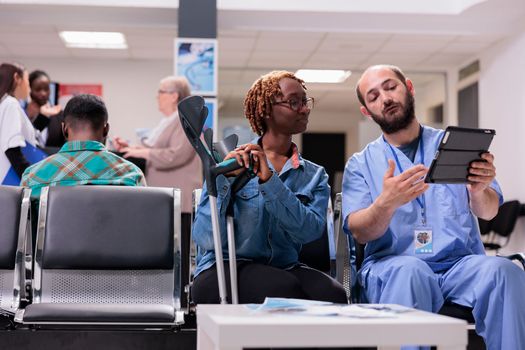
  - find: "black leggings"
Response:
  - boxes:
[191,261,347,304]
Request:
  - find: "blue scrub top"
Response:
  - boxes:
[342,125,503,273]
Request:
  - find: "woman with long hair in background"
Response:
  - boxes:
[0,62,43,185]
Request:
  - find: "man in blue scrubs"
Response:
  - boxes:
[342,64,525,350]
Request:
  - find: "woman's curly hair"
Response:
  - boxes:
[243,70,307,136]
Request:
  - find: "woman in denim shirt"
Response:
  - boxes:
[192,71,347,304]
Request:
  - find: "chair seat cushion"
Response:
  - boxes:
[23,303,175,324]
[438,303,475,323]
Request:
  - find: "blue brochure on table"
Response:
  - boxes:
[247,298,409,318]
[1,144,48,185]
[246,297,332,312]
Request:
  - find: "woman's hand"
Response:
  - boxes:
[231,144,272,183]
[122,146,150,160]
[112,136,130,152]
[223,149,247,178]
[40,103,62,117]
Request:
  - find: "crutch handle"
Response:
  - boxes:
[214,158,243,176]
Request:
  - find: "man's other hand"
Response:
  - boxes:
[376,159,429,211]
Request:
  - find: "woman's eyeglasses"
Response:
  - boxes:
[158,89,176,95]
[273,97,314,112]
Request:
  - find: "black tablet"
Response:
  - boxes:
[425,126,495,184]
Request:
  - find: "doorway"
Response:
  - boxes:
[301,132,346,196]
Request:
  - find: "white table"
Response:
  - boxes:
[197,304,467,350]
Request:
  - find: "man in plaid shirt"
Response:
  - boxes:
[21,94,145,198]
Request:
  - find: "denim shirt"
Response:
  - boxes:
[192,140,330,277]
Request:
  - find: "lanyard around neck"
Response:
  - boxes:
[385,129,427,224]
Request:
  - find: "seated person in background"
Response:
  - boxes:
[342,64,525,350]
[21,94,145,198]
[25,70,65,148]
[112,76,201,242]
[191,70,347,304]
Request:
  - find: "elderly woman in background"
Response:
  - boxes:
[113,75,201,243]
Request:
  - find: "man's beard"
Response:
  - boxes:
[368,93,415,134]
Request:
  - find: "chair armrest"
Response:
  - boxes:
[335,229,351,300]
[333,193,351,303]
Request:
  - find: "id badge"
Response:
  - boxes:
[414,226,433,254]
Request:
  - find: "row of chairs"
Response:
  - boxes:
[0,184,342,329]
[2,183,523,349]
[0,185,184,328]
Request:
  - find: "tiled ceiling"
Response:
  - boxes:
[0,0,524,113]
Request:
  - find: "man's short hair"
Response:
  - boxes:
[159,76,191,101]
[63,94,108,131]
[356,64,408,107]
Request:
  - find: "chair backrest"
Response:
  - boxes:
[477,217,492,236]
[298,196,335,274]
[491,200,521,237]
[0,186,30,312]
[298,228,331,273]
[479,200,521,251]
[33,186,181,311]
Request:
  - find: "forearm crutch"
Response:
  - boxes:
[179,96,251,304]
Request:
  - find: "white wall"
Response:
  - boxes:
[445,68,459,126]
[16,57,172,144]
[415,75,446,128]
[14,56,443,160]
[478,30,525,252]
[358,118,381,151]
[217,74,446,161]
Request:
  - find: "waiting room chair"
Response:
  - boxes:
[479,200,521,253]
[333,192,525,350]
[298,196,335,275]
[181,188,203,314]
[333,193,353,303]
[0,186,31,318]
[186,188,340,306]
[16,185,183,327]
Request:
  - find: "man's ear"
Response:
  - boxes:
[61,122,68,140]
[406,79,415,96]
[360,106,371,118]
[103,123,110,138]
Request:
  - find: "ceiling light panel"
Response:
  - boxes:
[59,31,128,49]
[295,69,351,83]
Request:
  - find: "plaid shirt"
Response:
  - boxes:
[21,140,146,198]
